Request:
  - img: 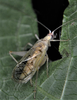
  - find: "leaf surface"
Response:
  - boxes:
[0,0,77,100]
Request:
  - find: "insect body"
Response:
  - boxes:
[9,31,55,83]
[9,18,76,84]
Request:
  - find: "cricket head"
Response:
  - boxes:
[43,31,55,41]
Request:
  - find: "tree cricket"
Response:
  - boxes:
[9,19,76,98]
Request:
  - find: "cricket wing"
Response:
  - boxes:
[19,52,46,84]
[18,49,32,63]
[9,51,27,57]
[34,50,47,71]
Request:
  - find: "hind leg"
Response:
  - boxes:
[33,54,49,99]
[39,54,49,76]
[9,51,18,63]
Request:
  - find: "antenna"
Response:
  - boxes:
[36,20,51,33]
[53,18,77,32]
[36,18,77,33]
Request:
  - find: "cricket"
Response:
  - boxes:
[9,18,76,98]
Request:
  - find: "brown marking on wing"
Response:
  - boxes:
[19,42,46,80]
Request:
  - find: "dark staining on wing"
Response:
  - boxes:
[13,62,26,81]
[13,42,45,82]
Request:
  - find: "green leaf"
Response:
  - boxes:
[0,0,77,100]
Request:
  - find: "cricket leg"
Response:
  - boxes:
[38,54,49,77]
[46,55,49,77]
[27,43,33,47]
[34,70,39,99]
[23,42,33,50]
[35,34,39,40]
[51,39,69,42]
[9,51,27,57]
[30,79,33,86]
[33,55,48,99]
[39,54,47,67]
[9,51,18,63]
[40,54,49,77]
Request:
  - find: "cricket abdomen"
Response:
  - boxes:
[19,62,34,80]
[12,61,35,83]
[19,42,48,82]
[12,41,48,83]
[12,62,26,82]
